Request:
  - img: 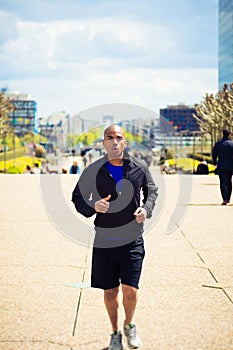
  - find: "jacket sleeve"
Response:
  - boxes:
[141,165,158,219]
[212,143,218,166]
[71,167,96,218]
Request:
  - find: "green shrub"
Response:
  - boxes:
[187,153,213,164]
[7,166,22,174]
[0,148,25,162]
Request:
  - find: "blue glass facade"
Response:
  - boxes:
[159,105,199,135]
[8,100,36,136]
[218,0,233,89]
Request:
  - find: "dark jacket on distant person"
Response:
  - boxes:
[212,137,233,171]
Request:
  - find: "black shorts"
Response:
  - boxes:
[91,236,145,290]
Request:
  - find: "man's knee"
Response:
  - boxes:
[104,287,119,301]
[122,284,138,300]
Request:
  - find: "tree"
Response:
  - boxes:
[0,92,16,141]
[193,83,233,149]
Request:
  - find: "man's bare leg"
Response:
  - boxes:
[104,287,120,331]
[122,284,142,348]
[122,284,138,325]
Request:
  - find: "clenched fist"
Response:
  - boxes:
[134,207,147,223]
[95,194,111,213]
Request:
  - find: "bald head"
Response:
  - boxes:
[104,124,125,138]
[102,124,126,161]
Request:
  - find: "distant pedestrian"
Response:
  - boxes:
[196,158,209,175]
[82,156,88,168]
[41,161,49,174]
[160,154,165,165]
[69,160,80,174]
[212,129,233,205]
[88,151,93,164]
[24,165,33,174]
[33,163,41,174]
[160,161,169,174]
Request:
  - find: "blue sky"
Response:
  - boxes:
[0,0,218,119]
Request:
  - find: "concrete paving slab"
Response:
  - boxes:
[0,266,84,286]
[197,246,233,264]
[224,287,233,302]
[0,341,49,350]
[203,264,233,286]
[0,237,88,267]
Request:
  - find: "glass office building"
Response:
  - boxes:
[160,105,199,135]
[5,92,37,136]
[218,0,233,89]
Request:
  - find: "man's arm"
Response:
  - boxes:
[141,165,158,219]
[212,143,218,166]
[71,168,96,217]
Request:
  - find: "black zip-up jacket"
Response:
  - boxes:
[72,152,158,240]
[212,137,233,171]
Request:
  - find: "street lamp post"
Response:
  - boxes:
[3,131,7,173]
[12,113,16,168]
[192,131,196,174]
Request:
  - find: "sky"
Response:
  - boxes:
[0,0,218,120]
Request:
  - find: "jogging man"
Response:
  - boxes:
[72,124,158,349]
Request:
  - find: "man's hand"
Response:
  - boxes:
[95,195,111,213]
[134,207,147,223]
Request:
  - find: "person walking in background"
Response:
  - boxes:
[196,158,209,175]
[24,165,33,174]
[212,129,233,205]
[88,151,93,164]
[72,124,158,350]
[82,155,88,168]
[69,160,80,174]
[33,163,41,174]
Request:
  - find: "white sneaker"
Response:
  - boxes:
[108,331,123,350]
[123,324,142,349]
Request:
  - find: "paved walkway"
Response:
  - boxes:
[0,170,233,349]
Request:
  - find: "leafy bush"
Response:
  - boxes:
[7,166,22,174]
[187,153,213,164]
[0,148,25,162]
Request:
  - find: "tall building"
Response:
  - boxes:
[160,104,199,135]
[71,114,98,135]
[5,92,37,136]
[38,111,70,149]
[218,0,233,89]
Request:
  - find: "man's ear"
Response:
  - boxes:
[102,139,106,150]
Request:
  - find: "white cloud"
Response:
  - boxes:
[0,0,218,119]
[0,16,192,80]
[1,67,217,120]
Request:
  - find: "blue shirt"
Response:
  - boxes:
[107,162,123,193]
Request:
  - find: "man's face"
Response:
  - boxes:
[103,126,127,159]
